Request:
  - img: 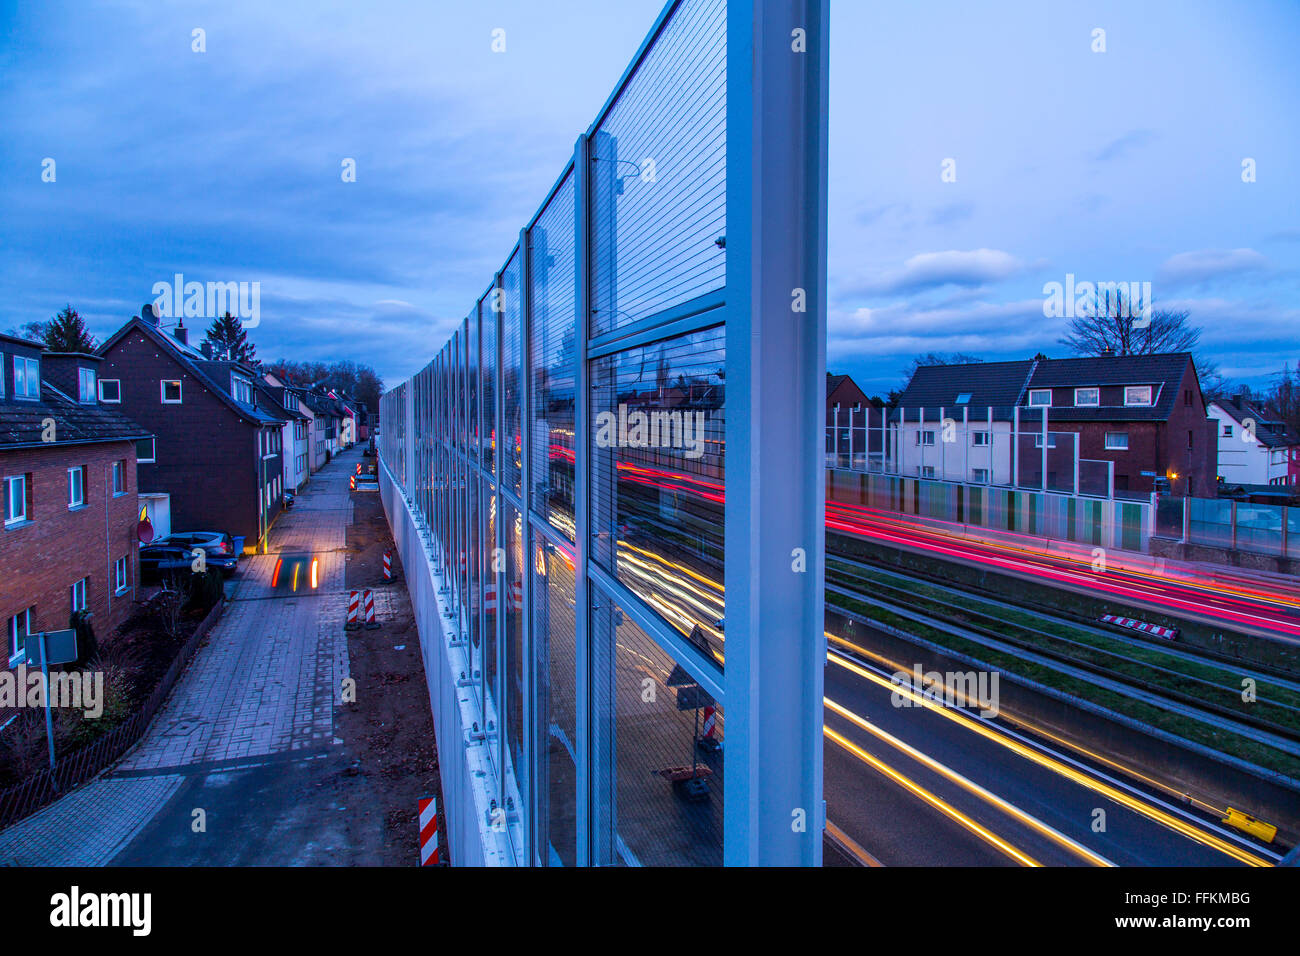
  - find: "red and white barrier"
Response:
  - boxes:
[349,475,356,491]
[1100,614,1179,641]
[510,581,524,612]
[345,590,361,630]
[701,704,716,739]
[382,549,392,582]
[356,462,363,475]
[363,588,378,629]
[484,585,497,612]
[418,797,440,865]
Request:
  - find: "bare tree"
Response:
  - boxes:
[1058,291,1200,356]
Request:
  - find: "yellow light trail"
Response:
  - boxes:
[827,645,1272,867]
[824,725,1042,867]
[826,696,1113,866]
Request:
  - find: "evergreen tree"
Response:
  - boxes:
[43,305,97,352]
[203,311,257,363]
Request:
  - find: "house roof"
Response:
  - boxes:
[1211,398,1300,448]
[98,318,281,427]
[897,352,1198,422]
[0,381,151,450]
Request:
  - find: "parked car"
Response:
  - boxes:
[144,531,239,577]
[138,544,197,584]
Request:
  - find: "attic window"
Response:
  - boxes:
[1124,385,1152,406]
[1074,387,1099,407]
[79,367,97,404]
[13,356,39,399]
[99,379,121,402]
[1028,389,1052,407]
[161,380,182,403]
[955,392,972,405]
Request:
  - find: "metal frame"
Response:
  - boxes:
[378,0,828,867]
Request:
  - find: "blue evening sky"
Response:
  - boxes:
[2,0,1296,396]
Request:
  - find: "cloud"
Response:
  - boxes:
[1157,249,1269,287]
[927,201,974,226]
[844,249,1028,296]
[829,297,1054,357]
[1091,129,1157,163]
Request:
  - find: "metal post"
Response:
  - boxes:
[571,133,593,867]
[40,633,56,771]
[518,226,534,865]
[724,0,828,867]
[1013,404,1021,489]
[1041,406,1048,493]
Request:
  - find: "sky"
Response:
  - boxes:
[2,0,1297,397]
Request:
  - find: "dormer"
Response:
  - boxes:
[0,333,45,403]
[42,351,104,404]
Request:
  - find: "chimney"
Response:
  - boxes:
[201,341,213,359]
[174,317,188,345]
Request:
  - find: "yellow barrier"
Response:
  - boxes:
[1222,808,1277,843]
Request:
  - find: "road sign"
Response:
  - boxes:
[676,684,714,711]
[665,663,695,687]
[24,629,78,667]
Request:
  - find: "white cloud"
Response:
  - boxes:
[1157,249,1269,286]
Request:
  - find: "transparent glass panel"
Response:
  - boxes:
[532,530,577,866]
[504,500,527,833]
[591,588,723,866]
[591,324,726,667]
[502,251,524,495]
[530,174,577,538]
[591,0,727,335]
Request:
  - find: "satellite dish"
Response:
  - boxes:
[141,302,159,325]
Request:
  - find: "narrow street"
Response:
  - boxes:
[0,447,441,866]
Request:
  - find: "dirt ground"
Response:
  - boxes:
[338,485,446,865]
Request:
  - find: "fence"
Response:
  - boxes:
[826,405,1116,498]
[378,0,828,866]
[1182,497,1300,558]
[827,468,1149,553]
[0,597,225,833]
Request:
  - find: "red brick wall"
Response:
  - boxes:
[1,440,140,671]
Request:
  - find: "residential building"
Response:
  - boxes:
[891,352,1217,497]
[1,333,151,681]
[1208,396,1300,487]
[253,377,310,494]
[96,314,286,551]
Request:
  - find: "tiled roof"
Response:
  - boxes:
[0,382,151,450]
[1212,398,1300,448]
[898,359,1034,410]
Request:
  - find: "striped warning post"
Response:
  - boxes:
[484,585,497,612]
[701,704,716,738]
[509,581,524,611]
[349,475,356,491]
[356,462,363,475]
[419,797,440,865]
[382,549,392,582]
[345,590,361,630]
[363,588,379,629]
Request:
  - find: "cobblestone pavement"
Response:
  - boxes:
[0,449,365,866]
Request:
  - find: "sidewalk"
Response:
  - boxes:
[0,446,397,865]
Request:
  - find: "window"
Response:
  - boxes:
[1124,385,1152,406]
[112,459,126,495]
[137,437,156,463]
[1028,389,1052,407]
[68,466,85,508]
[1105,432,1129,450]
[161,379,182,403]
[78,366,97,403]
[971,467,990,483]
[115,556,130,595]
[1074,387,1099,406]
[1033,434,1059,448]
[916,430,936,446]
[1188,429,1194,450]
[971,430,990,446]
[919,465,936,478]
[4,474,28,525]
[955,392,972,405]
[70,577,88,614]
[99,378,121,402]
[7,609,33,666]
[231,376,253,404]
[1184,389,1192,406]
[1223,424,1233,438]
[13,355,39,398]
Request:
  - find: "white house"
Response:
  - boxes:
[1208,398,1299,487]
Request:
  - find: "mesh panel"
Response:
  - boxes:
[591,323,726,666]
[502,252,524,495]
[530,173,577,536]
[591,0,726,335]
[480,292,497,474]
[533,535,577,866]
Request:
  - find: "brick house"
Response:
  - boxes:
[96,315,286,551]
[826,372,884,464]
[893,352,1217,497]
[1,333,151,678]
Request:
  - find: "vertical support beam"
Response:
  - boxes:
[1013,404,1021,489]
[494,272,507,804]
[571,133,593,867]
[404,380,416,509]
[1041,407,1049,493]
[518,226,534,865]
[724,0,828,867]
